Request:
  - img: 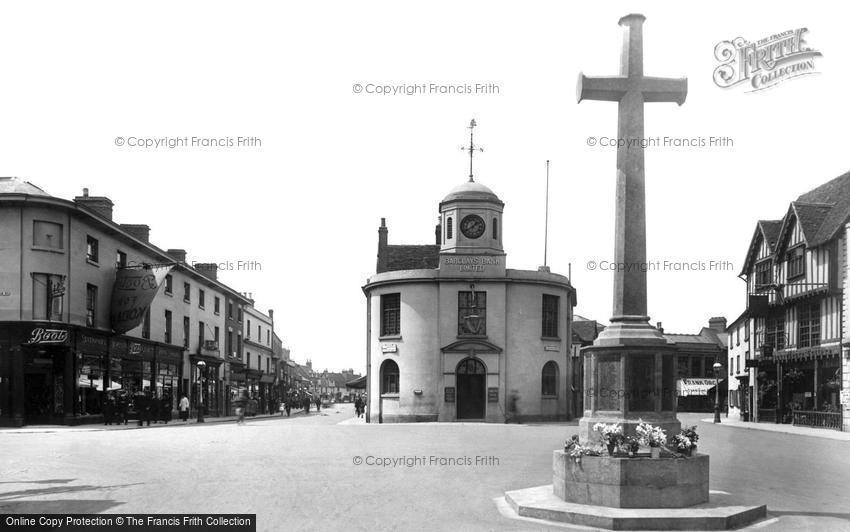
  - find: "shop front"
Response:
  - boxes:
[0,323,73,426]
[676,378,717,412]
[0,322,184,427]
[76,331,111,422]
[259,374,276,415]
[732,374,751,422]
[246,368,261,404]
[190,354,222,417]
[156,346,182,418]
[773,346,842,428]
[227,361,247,415]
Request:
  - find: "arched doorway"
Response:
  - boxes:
[456,357,486,419]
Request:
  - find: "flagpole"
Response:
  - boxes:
[544,160,550,267]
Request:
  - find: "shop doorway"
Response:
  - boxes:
[456,358,486,420]
[24,371,54,424]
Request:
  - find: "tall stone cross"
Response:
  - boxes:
[577,14,687,321]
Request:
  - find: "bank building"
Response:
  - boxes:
[362,132,576,423]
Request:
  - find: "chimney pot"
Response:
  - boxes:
[193,262,218,280]
[708,316,727,333]
[74,191,114,220]
[120,224,150,243]
[166,249,187,263]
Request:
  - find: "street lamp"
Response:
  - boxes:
[713,361,723,424]
[197,360,206,423]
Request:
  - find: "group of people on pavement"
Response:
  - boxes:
[104,390,367,427]
[102,391,175,426]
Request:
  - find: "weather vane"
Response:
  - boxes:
[460,118,483,182]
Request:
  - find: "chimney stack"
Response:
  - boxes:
[656,321,664,334]
[377,218,389,273]
[193,262,218,280]
[708,316,727,333]
[166,249,187,263]
[268,309,274,321]
[74,188,114,220]
[121,224,150,243]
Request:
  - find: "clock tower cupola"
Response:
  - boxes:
[439,119,505,256]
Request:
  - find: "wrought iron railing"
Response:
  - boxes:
[791,410,842,431]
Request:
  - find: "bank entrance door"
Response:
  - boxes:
[456,358,486,420]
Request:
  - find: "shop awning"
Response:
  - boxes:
[259,375,275,384]
[77,377,122,391]
[676,378,722,397]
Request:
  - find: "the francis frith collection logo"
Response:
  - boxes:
[713,28,822,92]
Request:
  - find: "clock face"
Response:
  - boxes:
[460,214,486,239]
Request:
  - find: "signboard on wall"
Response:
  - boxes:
[444,387,456,403]
[487,387,499,403]
[24,327,69,345]
[841,389,850,405]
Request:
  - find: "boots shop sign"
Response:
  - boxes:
[25,327,69,345]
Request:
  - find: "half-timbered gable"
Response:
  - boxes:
[736,171,850,431]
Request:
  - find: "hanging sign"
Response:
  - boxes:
[110,265,172,334]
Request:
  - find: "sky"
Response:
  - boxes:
[1,1,846,374]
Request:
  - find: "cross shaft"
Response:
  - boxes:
[576,13,687,320]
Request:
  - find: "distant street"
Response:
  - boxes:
[1,409,849,531]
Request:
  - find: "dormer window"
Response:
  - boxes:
[786,245,805,280]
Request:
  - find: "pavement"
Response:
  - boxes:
[1,408,848,531]
[700,415,850,441]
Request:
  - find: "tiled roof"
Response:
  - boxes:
[792,202,833,243]
[796,171,850,246]
[758,220,782,249]
[741,220,782,275]
[380,244,440,273]
[664,328,726,351]
[572,320,603,344]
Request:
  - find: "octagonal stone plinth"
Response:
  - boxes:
[554,450,709,508]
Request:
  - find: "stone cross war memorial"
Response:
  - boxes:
[504,14,766,531]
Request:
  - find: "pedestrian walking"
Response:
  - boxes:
[103,395,113,425]
[354,397,362,418]
[161,396,172,424]
[134,393,146,427]
[315,397,321,412]
[285,402,291,417]
[149,394,160,424]
[179,394,190,422]
[118,394,128,425]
